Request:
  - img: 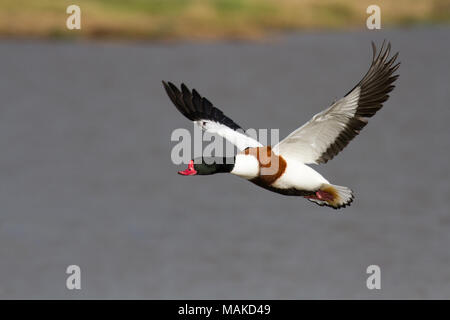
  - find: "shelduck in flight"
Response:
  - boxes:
[163,41,399,209]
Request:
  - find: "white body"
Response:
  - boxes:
[271,157,329,190]
[231,154,329,191]
[230,154,260,179]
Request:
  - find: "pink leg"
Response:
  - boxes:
[305,190,334,201]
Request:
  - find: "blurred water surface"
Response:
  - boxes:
[0,27,449,299]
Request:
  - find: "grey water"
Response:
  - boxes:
[0,26,449,299]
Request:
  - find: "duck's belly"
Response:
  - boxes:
[270,159,329,191]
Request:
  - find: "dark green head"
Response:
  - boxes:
[178,157,235,176]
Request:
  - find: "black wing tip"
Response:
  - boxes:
[372,40,399,66]
[162,80,176,88]
[180,82,189,92]
[355,40,400,121]
[162,81,193,95]
[162,81,243,131]
[359,40,400,95]
[161,80,169,90]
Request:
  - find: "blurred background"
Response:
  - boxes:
[0,0,449,299]
[1,0,449,40]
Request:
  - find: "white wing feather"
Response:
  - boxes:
[272,88,361,164]
[196,120,262,151]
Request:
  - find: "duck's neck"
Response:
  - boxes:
[212,157,235,173]
[197,157,235,175]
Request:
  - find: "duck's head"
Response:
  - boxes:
[178,157,235,176]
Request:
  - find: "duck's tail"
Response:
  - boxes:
[305,183,354,209]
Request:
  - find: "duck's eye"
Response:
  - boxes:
[202,121,207,126]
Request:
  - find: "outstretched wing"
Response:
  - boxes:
[272,41,400,164]
[163,81,262,151]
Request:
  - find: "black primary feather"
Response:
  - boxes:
[162,81,243,131]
